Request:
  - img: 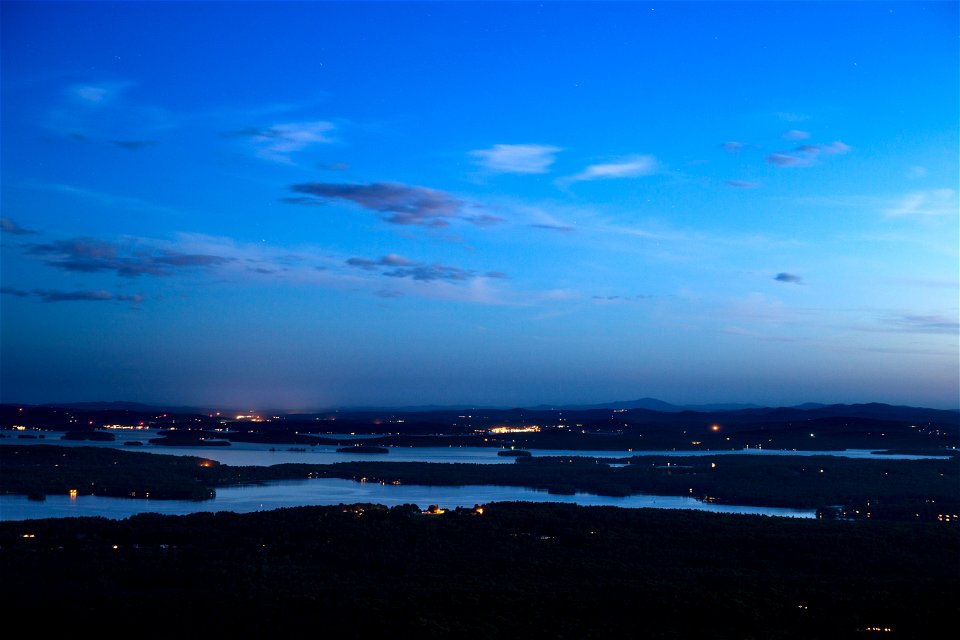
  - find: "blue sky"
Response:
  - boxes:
[1,1,957,410]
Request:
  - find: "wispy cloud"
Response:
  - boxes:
[33,182,183,217]
[591,294,652,304]
[783,129,811,140]
[345,253,505,283]
[1,286,144,305]
[232,121,336,163]
[27,237,234,277]
[726,180,760,189]
[47,81,176,145]
[887,277,958,290]
[822,141,851,155]
[0,287,31,297]
[777,112,811,122]
[346,254,415,270]
[1,218,38,235]
[721,141,743,153]
[69,83,129,105]
[884,189,957,217]
[766,152,813,168]
[531,223,575,232]
[774,272,804,284]
[766,140,849,168]
[286,181,500,228]
[883,314,959,335]
[562,155,658,184]
[317,161,350,171]
[110,139,158,151]
[469,144,562,174]
[504,203,580,233]
[794,144,821,156]
[38,289,113,302]
[11,230,519,306]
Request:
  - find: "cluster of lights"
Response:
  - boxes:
[488,425,541,434]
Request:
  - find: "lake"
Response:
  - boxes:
[0,430,944,467]
[0,477,817,521]
[1,432,939,522]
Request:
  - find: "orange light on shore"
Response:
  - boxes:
[710,424,721,432]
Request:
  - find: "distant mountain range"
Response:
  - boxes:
[528,398,767,412]
[29,397,954,416]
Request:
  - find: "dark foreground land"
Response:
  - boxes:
[3,402,957,638]
[2,502,957,639]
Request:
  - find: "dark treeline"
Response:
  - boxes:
[2,502,957,639]
[1,445,217,500]
[2,445,957,520]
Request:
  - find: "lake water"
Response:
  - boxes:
[0,477,816,521]
[2,431,941,522]
[0,430,944,466]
